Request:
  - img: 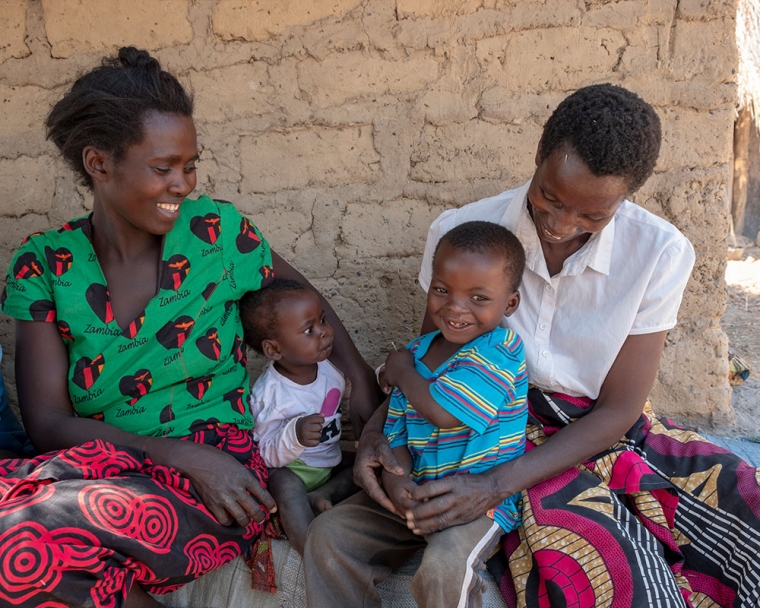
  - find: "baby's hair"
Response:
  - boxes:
[434,221,525,292]
[46,46,193,188]
[538,83,661,194]
[240,279,308,354]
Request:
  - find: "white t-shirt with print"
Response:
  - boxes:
[250,359,345,469]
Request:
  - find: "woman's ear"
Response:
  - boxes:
[503,290,521,317]
[82,146,111,182]
[261,339,282,361]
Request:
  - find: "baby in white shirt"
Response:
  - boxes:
[240,279,356,556]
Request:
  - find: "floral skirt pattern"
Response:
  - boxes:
[497,389,760,608]
[0,423,268,607]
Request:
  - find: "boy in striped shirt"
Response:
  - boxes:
[379,220,528,601]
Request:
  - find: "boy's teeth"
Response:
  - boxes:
[157,203,179,212]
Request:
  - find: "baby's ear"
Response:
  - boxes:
[504,290,520,317]
[262,339,282,361]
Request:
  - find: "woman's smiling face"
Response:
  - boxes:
[528,144,629,246]
[97,111,199,236]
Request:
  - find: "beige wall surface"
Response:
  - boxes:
[0,0,738,426]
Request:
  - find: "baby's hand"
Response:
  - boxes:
[383,349,415,387]
[296,413,325,447]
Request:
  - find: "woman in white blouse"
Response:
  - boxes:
[305,84,760,608]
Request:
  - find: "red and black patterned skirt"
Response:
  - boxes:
[0,423,268,607]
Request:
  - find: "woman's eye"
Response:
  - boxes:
[433,287,447,294]
[472,295,487,302]
[154,167,170,175]
[185,165,197,174]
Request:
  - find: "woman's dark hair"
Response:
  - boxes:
[240,279,309,354]
[46,46,193,187]
[538,83,661,193]
[434,221,526,292]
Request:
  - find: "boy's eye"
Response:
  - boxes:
[154,167,170,175]
[472,295,488,302]
[184,165,197,173]
[433,287,447,294]
[304,327,313,334]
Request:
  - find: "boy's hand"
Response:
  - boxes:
[383,349,415,387]
[296,413,325,447]
[382,469,419,520]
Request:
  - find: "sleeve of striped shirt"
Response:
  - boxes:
[383,389,409,448]
[428,329,524,435]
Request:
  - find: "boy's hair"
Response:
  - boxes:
[46,46,193,189]
[434,221,525,291]
[240,279,308,354]
[538,83,661,194]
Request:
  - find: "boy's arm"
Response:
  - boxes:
[384,349,462,429]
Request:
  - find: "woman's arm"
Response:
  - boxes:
[404,330,668,534]
[271,251,382,437]
[14,319,276,526]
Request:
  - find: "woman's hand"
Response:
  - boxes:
[405,472,500,535]
[353,427,406,514]
[168,440,276,527]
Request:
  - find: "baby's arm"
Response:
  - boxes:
[384,349,462,429]
[252,398,313,468]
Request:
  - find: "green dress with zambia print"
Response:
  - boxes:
[1,195,273,438]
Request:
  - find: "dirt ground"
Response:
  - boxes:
[719,244,760,440]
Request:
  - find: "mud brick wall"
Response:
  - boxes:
[0,0,738,426]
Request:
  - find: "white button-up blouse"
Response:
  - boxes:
[418,180,696,400]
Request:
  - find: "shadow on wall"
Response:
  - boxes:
[746,123,760,242]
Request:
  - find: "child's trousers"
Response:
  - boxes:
[303,490,504,608]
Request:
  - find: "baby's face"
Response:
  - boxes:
[273,290,334,366]
[427,244,519,345]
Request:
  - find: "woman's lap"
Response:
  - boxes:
[0,428,267,607]
[499,395,760,608]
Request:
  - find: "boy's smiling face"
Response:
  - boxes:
[427,243,520,345]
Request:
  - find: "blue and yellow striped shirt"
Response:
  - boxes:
[384,326,528,532]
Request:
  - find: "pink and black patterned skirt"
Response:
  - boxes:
[495,389,760,608]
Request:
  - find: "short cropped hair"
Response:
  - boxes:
[434,221,525,291]
[240,279,308,354]
[46,46,193,188]
[538,83,661,193]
